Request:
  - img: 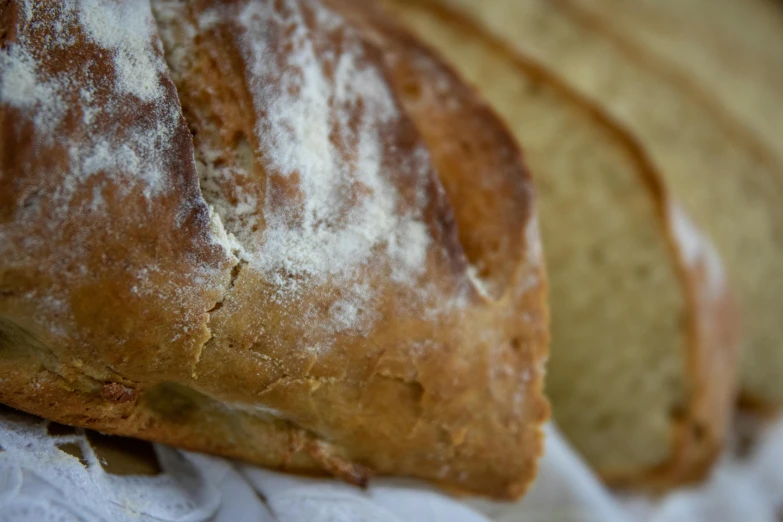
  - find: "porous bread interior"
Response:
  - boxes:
[553,0,783,409]
[438,0,783,408]
[383,0,687,474]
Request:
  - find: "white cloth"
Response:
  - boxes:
[1,408,782,522]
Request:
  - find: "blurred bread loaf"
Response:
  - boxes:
[568,0,783,160]
[558,0,783,412]
[0,0,549,498]
[381,0,739,488]
[435,0,783,411]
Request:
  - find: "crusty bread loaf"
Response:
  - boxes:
[437,0,783,412]
[381,0,739,488]
[0,0,549,498]
[567,0,783,160]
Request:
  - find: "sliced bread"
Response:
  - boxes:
[381,0,739,488]
[567,0,783,160]
[435,0,783,412]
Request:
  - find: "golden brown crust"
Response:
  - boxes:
[0,0,234,386]
[382,0,740,489]
[359,1,550,496]
[0,0,548,499]
[330,0,537,301]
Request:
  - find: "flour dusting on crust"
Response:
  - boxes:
[151,0,437,341]
[0,0,175,196]
[77,0,166,102]
[0,0,229,344]
[669,203,725,298]
[236,0,431,291]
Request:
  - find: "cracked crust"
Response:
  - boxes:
[0,0,548,499]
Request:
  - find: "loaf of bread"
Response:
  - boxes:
[0,0,549,498]
[381,0,739,488]
[436,0,783,417]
